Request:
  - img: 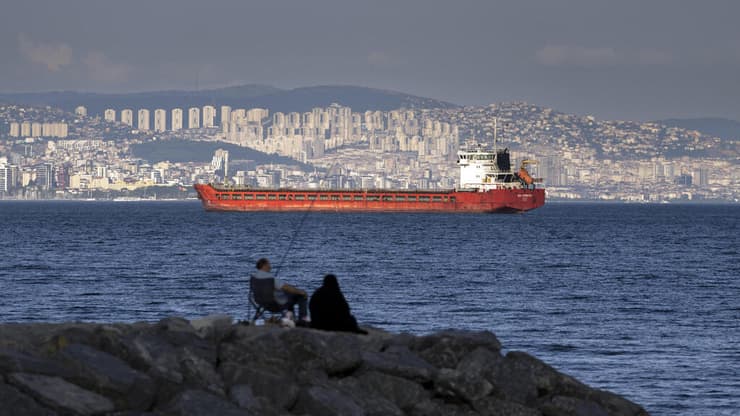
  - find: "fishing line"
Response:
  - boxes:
[273,163,339,277]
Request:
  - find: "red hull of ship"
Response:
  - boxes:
[194,184,545,213]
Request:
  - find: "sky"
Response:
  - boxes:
[1,0,739,121]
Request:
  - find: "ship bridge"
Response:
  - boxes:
[457,147,520,190]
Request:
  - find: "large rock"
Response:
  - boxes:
[410,330,502,369]
[488,351,588,404]
[190,314,234,342]
[8,372,114,415]
[0,382,56,416]
[220,327,362,376]
[219,362,299,410]
[59,343,155,410]
[539,395,610,416]
[434,368,494,403]
[473,397,542,416]
[354,370,429,411]
[361,344,437,382]
[158,389,249,416]
[0,348,76,380]
[293,386,366,416]
[334,377,404,416]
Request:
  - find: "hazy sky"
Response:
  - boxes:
[1,0,739,120]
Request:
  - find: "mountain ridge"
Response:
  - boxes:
[0,84,457,116]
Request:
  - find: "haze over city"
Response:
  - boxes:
[1,0,740,120]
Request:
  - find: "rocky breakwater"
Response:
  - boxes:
[0,316,648,416]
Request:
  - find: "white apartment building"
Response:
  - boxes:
[137,109,150,131]
[104,109,116,122]
[188,107,200,129]
[154,109,167,132]
[172,108,183,131]
[121,109,133,126]
[203,105,216,128]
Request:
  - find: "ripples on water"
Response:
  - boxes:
[1,201,738,415]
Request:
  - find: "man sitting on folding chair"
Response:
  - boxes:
[251,257,309,325]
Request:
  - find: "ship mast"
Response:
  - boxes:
[493,117,497,153]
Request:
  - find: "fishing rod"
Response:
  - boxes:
[273,163,340,277]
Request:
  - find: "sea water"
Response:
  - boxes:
[1,201,738,415]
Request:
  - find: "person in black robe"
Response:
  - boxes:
[309,274,367,334]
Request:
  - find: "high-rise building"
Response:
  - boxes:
[203,105,216,128]
[121,109,133,126]
[172,108,183,131]
[137,109,150,131]
[75,106,87,117]
[9,122,20,137]
[188,107,200,129]
[154,109,167,132]
[104,109,116,122]
[31,123,42,137]
[694,168,709,187]
[35,163,54,190]
[0,164,19,193]
[246,108,268,123]
[211,149,229,182]
[20,122,31,137]
[220,106,231,126]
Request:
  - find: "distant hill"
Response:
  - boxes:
[246,85,457,113]
[131,139,313,169]
[655,118,740,140]
[0,85,457,116]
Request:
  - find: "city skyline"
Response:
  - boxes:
[1,99,735,203]
[1,1,739,121]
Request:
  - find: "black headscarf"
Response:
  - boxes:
[309,274,365,334]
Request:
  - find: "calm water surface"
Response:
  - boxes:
[0,201,738,415]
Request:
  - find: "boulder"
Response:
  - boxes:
[0,382,56,416]
[581,389,649,416]
[8,372,114,415]
[488,351,587,404]
[177,346,225,395]
[434,368,494,403]
[228,384,259,410]
[279,329,363,374]
[293,386,366,416]
[59,343,155,410]
[158,389,249,416]
[219,362,299,410]
[334,377,404,416]
[0,348,75,379]
[473,397,543,416]
[361,344,437,382]
[115,333,184,383]
[539,395,610,416]
[190,314,234,342]
[411,330,502,369]
[409,399,480,416]
[229,384,283,416]
[354,370,429,411]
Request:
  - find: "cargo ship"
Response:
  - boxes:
[194,146,545,213]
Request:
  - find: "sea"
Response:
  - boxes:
[0,201,738,415]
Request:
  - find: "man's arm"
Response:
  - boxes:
[280,283,307,297]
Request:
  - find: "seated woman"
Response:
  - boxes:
[309,274,367,334]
